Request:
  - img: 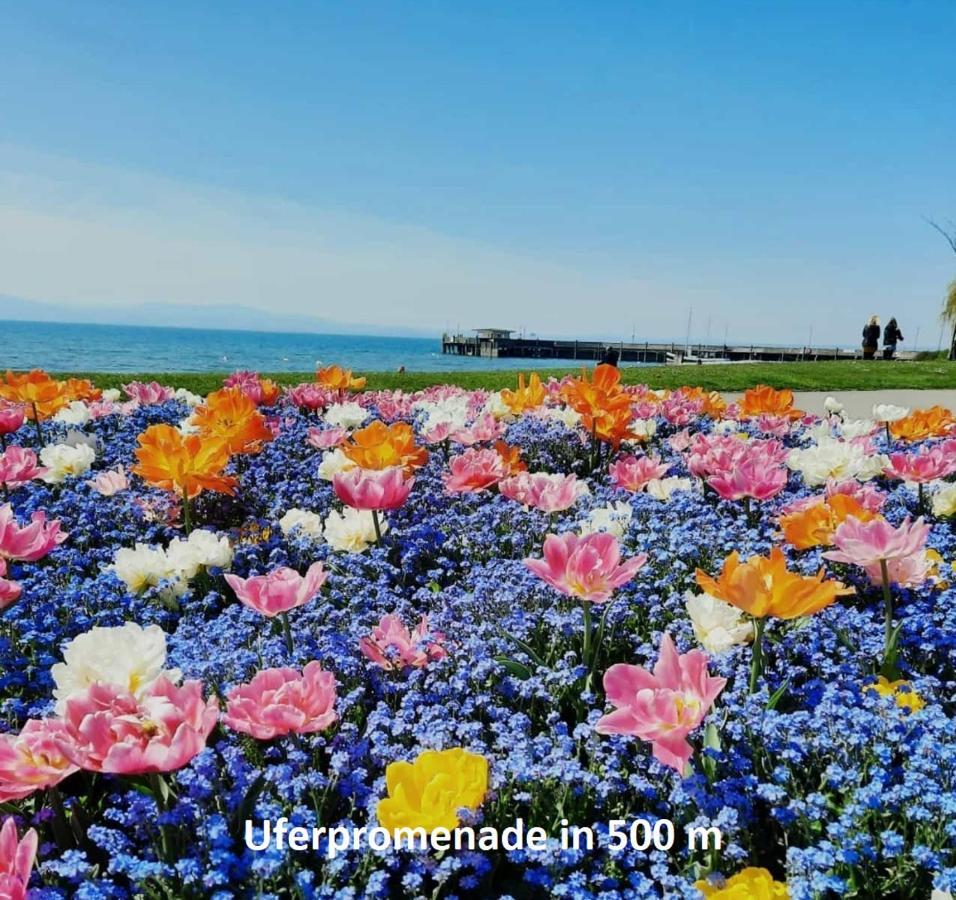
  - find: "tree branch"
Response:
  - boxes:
[926,217,956,255]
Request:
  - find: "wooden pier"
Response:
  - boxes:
[441,329,906,364]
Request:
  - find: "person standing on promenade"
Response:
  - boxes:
[882,317,904,360]
[862,315,881,360]
[600,346,620,367]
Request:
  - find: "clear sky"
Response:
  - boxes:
[1,1,954,345]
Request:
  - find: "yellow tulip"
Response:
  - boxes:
[377,748,488,834]
[696,867,789,899]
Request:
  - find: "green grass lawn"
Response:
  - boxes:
[51,360,956,395]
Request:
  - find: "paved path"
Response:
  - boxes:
[725,389,956,420]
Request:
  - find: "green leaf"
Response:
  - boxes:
[766,678,791,710]
[494,656,532,680]
[495,628,547,668]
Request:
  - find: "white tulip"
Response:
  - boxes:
[318,448,358,481]
[645,476,693,501]
[324,507,386,552]
[872,403,909,423]
[579,501,632,538]
[932,482,956,518]
[51,622,181,712]
[53,400,92,426]
[279,508,325,541]
[685,591,754,653]
[40,442,96,483]
[324,401,368,430]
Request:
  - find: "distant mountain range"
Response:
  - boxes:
[0,295,435,338]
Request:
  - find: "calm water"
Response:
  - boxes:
[1,320,655,373]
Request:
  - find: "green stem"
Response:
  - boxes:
[371,509,383,544]
[880,558,896,675]
[581,601,593,670]
[587,602,613,686]
[48,786,73,849]
[148,773,175,859]
[885,421,892,447]
[918,482,925,516]
[182,490,192,534]
[281,611,294,654]
[749,617,767,694]
[32,403,44,447]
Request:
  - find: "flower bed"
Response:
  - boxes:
[0,367,955,899]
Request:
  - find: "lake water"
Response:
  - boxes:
[1,320,655,373]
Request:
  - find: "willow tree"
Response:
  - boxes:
[945,280,956,360]
[928,219,956,359]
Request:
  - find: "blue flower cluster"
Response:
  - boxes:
[1,385,954,899]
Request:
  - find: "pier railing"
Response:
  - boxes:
[440,333,880,364]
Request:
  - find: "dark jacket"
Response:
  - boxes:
[862,324,881,348]
[883,322,903,346]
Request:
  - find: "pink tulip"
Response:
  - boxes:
[122,381,175,405]
[524,532,647,603]
[372,392,414,421]
[443,447,509,493]
[687,434,786,479]
[224,562,328,617]
[825,478,886,513]
[86,467,129,496]
[285,383,334,411]
[500,472,583,513]
[0,816,37,900]
[609,455,671,492]
[668,429,693,453]
[86,399,118,419]
[0,719,79,801]
[222,661,338,740]
[595,633,726,773]
[0,560,20,610]
[707,457,788,501]
[0,504,67,562]
[307,426,348,450]
[0,447,47,489]
[451,413,505,446]
[864,551,936,588]
[359,613,447,670]
[223,370,278,406]
[756,414,792,437]
[421,422,455,445]
[0,403,25,437]
[883,447,956,484]
[824,516,931,570]
[660,394,700,426]
[333,466,414,511]
[57,677,218,774]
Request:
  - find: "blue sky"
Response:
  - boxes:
[1,1,954,344]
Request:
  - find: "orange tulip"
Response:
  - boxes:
[678,386,727,419]
[695,546,852,619]
[561,364,635,446]
[779,494,880,550]
[342,421,428,472]
[258,378,281,406]
[890,406,956,442]
[500,373,546,414]
[494,440,527,474]
[60,377,102,403]
[737,384,803,421]
[0,370,69,421]
[192,388,274,455]
[317,365,366,392]
[133,424,237,500]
